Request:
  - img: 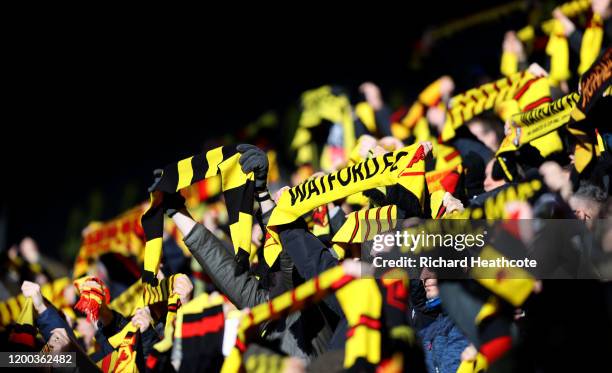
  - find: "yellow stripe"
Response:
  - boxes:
[177,156,194,190]
[220,154,252,190]
[144,237,163,277]
[205,147,224,178]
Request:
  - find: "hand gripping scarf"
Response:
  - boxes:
[141,145,255,285]
[74,276,111,322]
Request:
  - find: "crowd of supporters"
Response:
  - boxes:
[1,1,611,372]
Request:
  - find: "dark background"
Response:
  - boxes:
[2,1,557,259]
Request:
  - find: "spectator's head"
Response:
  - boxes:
[569,181,607,224]
[420,268,438,300]
[484,158,507,192]
[19,237,40,264]
[468,114,504,152]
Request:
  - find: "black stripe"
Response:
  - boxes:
[223,183,254,225]
[222,145,238,159]
[240,180,255,214]
[141,206,164,239]
[183,304,224,323]
[191,152,209,184]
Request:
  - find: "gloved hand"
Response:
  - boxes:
[148,169,186,217]
[237,144,269,192]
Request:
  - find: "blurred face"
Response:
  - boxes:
[484,159,505,192]
[420,269,439,299]
[569,196,601,228]
[423,278,439,299]
[468,121,499,152]
[19,237,40,263]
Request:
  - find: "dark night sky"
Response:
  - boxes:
[2,1,538,258]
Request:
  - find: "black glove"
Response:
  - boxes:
[237,144,269,192]
[147,169,186,217]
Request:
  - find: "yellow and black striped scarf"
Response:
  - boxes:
[141,145,255,285]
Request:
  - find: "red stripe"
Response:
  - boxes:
[181,312,224,338]
[375,208,382,234]
[400,171,425,177]
[146,355,158,370]
[235,337,246,352]
[346,315,382,337]
[480,335,512,364]
[522,96,552,112]
[102,353,111,373]
[11,332,35,347]
[386,206,392,228]
[330,275,354,290]
[348,213,360,243]
[88,288,105,298]
[436,205,447,219]
[405,145,426,169]
[356,315,382,329]
[513,78,538,100]
[443,150,460,162]
[268,301,275,316]
[314,277,321,293]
